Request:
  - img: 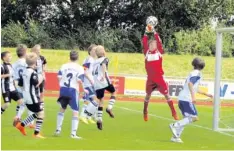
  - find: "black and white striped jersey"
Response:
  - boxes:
[21,67,40,104]
[36,55,47,75]
[1,62,16,93]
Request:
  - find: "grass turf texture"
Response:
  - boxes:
[2,47,234,80]
[1,97,234,150]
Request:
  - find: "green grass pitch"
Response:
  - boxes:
[1,97,234,150]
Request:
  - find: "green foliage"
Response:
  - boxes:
[169,26,233,57]
[26,20,52,48]
[1,21,28,46]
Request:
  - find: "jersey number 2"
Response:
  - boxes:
[64,73,73,87]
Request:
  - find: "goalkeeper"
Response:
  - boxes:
[142,16,179,121]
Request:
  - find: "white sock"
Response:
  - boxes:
[97,107,103,122]
[80,103,88,117]
[71,116,79,136]
[17,104,25,118]
[176,126,184,138]
[85,101,98,116]
[56,112,64,131]
[107,97,116,110]
[174,117,192,127]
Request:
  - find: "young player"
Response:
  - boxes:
[142,19,178,121]
[15,52,45,138]
[79,44,98,124]
[93,45,116,130]
[31,44,47,102]
[54,51,84,139]
[13,44,35,128]
[169,57,213,143]
[1,51,24,117]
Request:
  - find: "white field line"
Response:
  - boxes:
[115,106,234,138]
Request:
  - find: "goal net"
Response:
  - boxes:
[213,27,234,132]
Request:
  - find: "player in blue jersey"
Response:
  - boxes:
[79,44,99,124]
[54,51,85,139]
[169,57,213,143]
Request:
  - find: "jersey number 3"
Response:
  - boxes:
[64,73,73,87]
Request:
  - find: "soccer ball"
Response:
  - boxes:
[146,16,158,27]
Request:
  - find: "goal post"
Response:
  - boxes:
[213,27,234,132]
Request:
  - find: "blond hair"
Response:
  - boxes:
[88,44,97,55]
[95,45,105,58]
[32,44,41,52]
[26,52,37,66]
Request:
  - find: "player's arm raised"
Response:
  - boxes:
[154,33,164,54]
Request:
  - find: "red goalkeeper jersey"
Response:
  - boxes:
[142,33,164,80]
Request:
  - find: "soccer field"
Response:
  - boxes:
[1,97,234,150]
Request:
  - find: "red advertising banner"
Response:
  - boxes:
[44,72,125,95]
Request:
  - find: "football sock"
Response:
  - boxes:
[107,96,116,110]
[1,108,5,114]
[167,100,177,116]
[85,99,98,116]
[28,110,35,125]
[80,103,88,117]
[16,105,20,115]
[56,112,64,131]
[21,114,37,127]
[176,126,184,137]
[71,116,79,136]
[16,104,25,118]
[173,117,192,128]
[34,118,43,135]
[97,107,103,122]
[144,100,149,113]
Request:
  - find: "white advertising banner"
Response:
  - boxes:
[124,76,234,100]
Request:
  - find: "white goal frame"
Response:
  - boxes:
[213,27,234,132]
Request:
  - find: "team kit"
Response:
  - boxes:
[1,16,213,143]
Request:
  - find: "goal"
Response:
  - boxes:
[213,27,234,132]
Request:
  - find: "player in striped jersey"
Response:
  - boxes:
[1,51,24,118]
[31,44,47,102]
[79,44,99,124]
[169,58,213,143]
[93,45,116,130]
[15,52,45,138]
[54,51,85,139]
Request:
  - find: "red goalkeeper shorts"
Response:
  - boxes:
[146,76,169,95]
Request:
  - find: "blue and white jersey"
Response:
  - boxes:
[58,62,84,92]
[83,56,95,88]
[12,58,27,81]
[93,57,111,90]
[13,58,27,93]
[178,70,202,102]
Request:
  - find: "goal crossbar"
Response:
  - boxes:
[213,27,234,131]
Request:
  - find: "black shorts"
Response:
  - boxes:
[26,102,44,113]
[2,91,22,103]
[57,96,70,110]
[39,80,45,93]
[96,84,115,99]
